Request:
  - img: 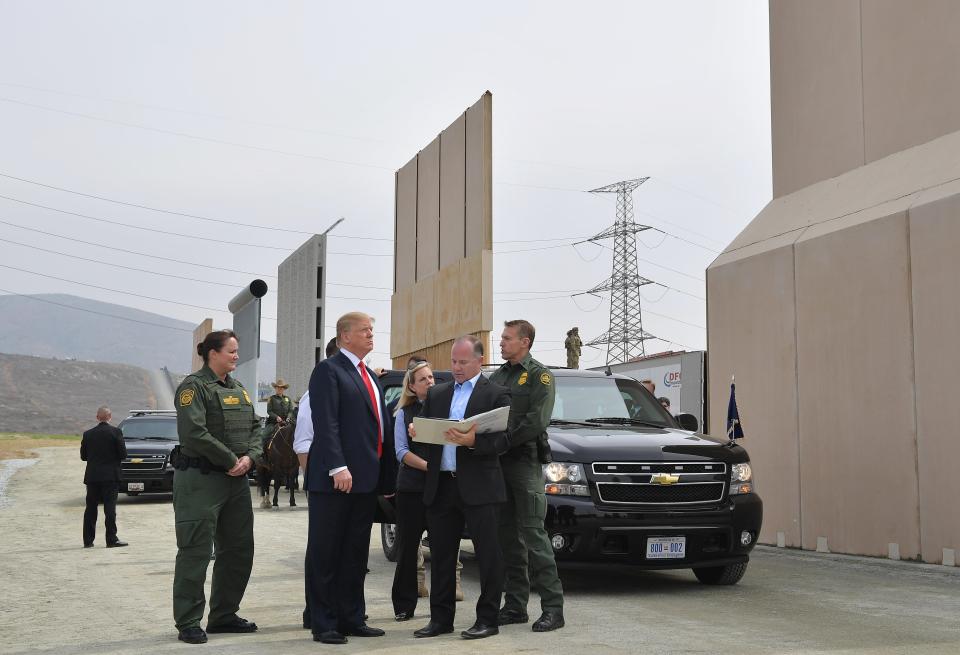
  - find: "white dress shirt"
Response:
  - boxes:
[293,391,313,455]
[329,349,384,476]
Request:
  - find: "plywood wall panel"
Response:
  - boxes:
[416,138,441,281]
[794,213,920,557]
[440,113,466,269]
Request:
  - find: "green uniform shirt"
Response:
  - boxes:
[175,365,262,470]
[266,393,293,423]
[489,352,556,456]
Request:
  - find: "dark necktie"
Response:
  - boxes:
[358,361,383,458]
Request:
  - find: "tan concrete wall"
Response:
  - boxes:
[908,194,960,564]
[770,0,864,197]
[770,0,960,197]
[707,244,801,547]
[794,213,920,558]
[391,92,493,364]
[191,318,213,373]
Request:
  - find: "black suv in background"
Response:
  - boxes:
[377,368,762,585]
[117,410,179,495]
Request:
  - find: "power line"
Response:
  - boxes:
[0,286,193,333]
[0,216,278,278]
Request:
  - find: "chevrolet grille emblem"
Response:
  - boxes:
[651,473,680,485]
[130,458,143,464]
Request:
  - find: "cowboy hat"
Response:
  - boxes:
[271,378,290,389]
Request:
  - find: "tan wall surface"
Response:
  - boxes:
[465,93,493,256]
[794,213,920,557]
[395,157,418,291]
[860,0,960,163]
[191,318,213,373]
[416,138,441,281]
[770,0,864,197]
[707,245,801,547]
[439,113,466,269]
[392,333,492,371]
[908,194,960,564]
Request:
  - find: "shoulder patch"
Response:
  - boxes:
[179,389,195,407]
[539,372,552,386]
[518,372,528,385]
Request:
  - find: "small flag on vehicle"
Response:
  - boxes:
[727,375,744,440]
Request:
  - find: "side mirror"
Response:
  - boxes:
[675,413,699,432]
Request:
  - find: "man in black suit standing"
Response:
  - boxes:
[80,406,128,548]
[305,312,386,645]
[413,335,511,640]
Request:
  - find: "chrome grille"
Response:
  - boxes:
[591,461,726,506]
[597,482,724,504]
[122,454,166,472]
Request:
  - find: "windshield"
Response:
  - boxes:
[553,376,673,426]
[120,418,178,441]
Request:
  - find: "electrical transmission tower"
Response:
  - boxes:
[577,177,657,365]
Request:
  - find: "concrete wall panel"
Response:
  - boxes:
[908,194,960,564]
[390,286,413,357]
[770,0,864,197]
[396,158,418,291]
[458,250,493,334]
[707,245,801,547]
[794,213,920,557]
[434,262,461,344]
[465,93,492,256]
[410,274,436,352]
[416,138,441,281]
[861,0,960,163]
[440,113,466,269]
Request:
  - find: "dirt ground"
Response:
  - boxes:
[0,433,80,460]
[2,446,959,655]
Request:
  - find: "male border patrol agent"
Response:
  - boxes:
[489,319,565,632]
[263,378,294,449]
[172,330,263,645]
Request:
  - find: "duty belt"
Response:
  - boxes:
[170,445,228,474]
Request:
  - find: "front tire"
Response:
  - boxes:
[381,522,399,562]
[693,561,748,585]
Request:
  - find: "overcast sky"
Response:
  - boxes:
[0,0,770,369]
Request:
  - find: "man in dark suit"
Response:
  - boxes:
[305,312,386,645]
[413,335,511,640]
[80,406,128,548]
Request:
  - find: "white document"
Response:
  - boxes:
[412,406,510,446]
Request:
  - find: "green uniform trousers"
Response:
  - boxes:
[172,467,254,630]
[498,456,564,613]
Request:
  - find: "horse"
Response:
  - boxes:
[256,423,300,509]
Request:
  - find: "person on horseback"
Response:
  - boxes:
[262,378,294,450]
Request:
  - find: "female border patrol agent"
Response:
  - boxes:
[172,329,263,644]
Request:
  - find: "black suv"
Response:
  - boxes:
[117,410,178,495]
[377,368,762,585]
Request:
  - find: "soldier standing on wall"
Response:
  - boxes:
[489,319,565,632]
[171,329,263,645]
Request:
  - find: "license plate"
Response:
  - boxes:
[127,482,145,492]
[646,536,686,559]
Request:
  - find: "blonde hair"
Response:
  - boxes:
[394,361,432,416]
[336,311,374,339]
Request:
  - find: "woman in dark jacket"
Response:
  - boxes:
[390,361,464,621]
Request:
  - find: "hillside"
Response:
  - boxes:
[0,353,161,434]
[0,293,276,378]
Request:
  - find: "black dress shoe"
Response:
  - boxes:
[83,543,94,549]
[313,630,347,644]
[497,607,529,625]
[414,621,454,638]
[106,540,128,548]
[341,624,384,637]
[206,617,258,633]
[177,627,208,644]
[462,622,499,639]
[394,611,415,621]
[532,610,565,632]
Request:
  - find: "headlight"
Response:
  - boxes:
[542,462,589,496]
[544,462,583,483]
[730,462,754,495]
[731,463,752,482]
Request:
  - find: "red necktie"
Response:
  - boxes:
[358,362,383,458]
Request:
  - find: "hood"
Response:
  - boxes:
[123,439,178,455]
[546,425,749,463]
